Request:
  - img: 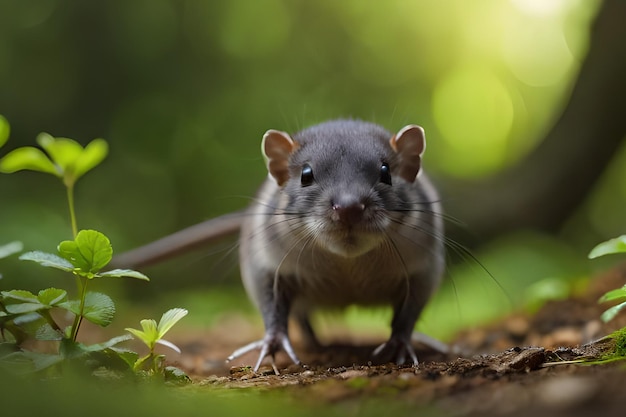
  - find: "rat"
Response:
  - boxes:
[113,119,445,372]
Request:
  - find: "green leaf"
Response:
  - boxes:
[126,319,159,348]
[36,133,83,174]
[0,351,63,373]
[132,354,152,372]
[57,299,79,315]
[156,338,182,354]
[157,308,188,338]
[58,292,115,327]
[141,319,160,340]
[89,347,139,374]
[19,251,74,272]
[81,334,133,352]
[601,301,626,323]
[99,268,150,281]
[4,302,44,314]
[112,349,140,369]
[125,327,149,344]
[599,286,626,304]
[82,292,116,327]
[1,289,38,303]
[74,138,108,180]
[0,241,22,259]
[35,323,63,341]
[58,230,112,275]
[37,288,67,306]
[589,235,626,259]
[35,134,108,185]
[59,338,89,359]
[164,366,191,384]
[12,312,43,327]
[0,146,59,176]
[0,114,9,148]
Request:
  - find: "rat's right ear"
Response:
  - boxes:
[389,125,426,183]
[262,129,297,186]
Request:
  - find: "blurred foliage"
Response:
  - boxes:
[1,0,624,337]
[0,370,431,417]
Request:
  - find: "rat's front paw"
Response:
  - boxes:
[372,335,419,365]
[227,331,301,374]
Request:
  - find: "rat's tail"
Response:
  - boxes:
[110,212,243,268]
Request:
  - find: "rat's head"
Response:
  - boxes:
[262,120,427,258]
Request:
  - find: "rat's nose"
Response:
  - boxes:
[331,195,366,226]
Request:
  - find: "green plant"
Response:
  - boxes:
[126,308,189,379]
[589,235,626,323]
[0,115,188,381]
[0,131,107,238]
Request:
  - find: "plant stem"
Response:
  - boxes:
[70,276,88,342]
[66,183,78,238]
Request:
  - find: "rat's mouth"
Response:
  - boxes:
[320,231,383,258]
[300,215,387,258]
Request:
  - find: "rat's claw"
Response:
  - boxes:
[411,332,450,354]
[372,336,419,366]
[227,332,301,373]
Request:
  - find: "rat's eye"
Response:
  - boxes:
[301,163,314,186]
[380,162,392,185]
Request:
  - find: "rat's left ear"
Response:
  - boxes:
[389,125,426,183]
[262,129,297,186]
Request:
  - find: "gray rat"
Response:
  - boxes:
[112,119,445,371]
[227,119,445,371]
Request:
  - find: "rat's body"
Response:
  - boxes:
[112,119,445,371]
[231,120,445,369]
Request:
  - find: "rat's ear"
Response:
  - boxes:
[262,129,297,186]
[389,125,426,183]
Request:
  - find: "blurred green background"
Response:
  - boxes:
[1,0,624,339]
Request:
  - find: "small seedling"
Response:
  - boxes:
[0,130,107,237]
[589,235,626,323]
[126,308,189,381]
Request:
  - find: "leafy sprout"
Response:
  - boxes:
[0,132,108,187]
[126,308,188,375]
[0,127,108,237]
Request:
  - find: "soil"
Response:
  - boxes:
[172,265,626,417]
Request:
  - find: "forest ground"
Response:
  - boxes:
[165,264,626,416]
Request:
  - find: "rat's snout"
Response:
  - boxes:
[331,194,366,226]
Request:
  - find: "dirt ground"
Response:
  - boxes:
[172,265,626,417]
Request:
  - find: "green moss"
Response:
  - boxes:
[610,327,626,358]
